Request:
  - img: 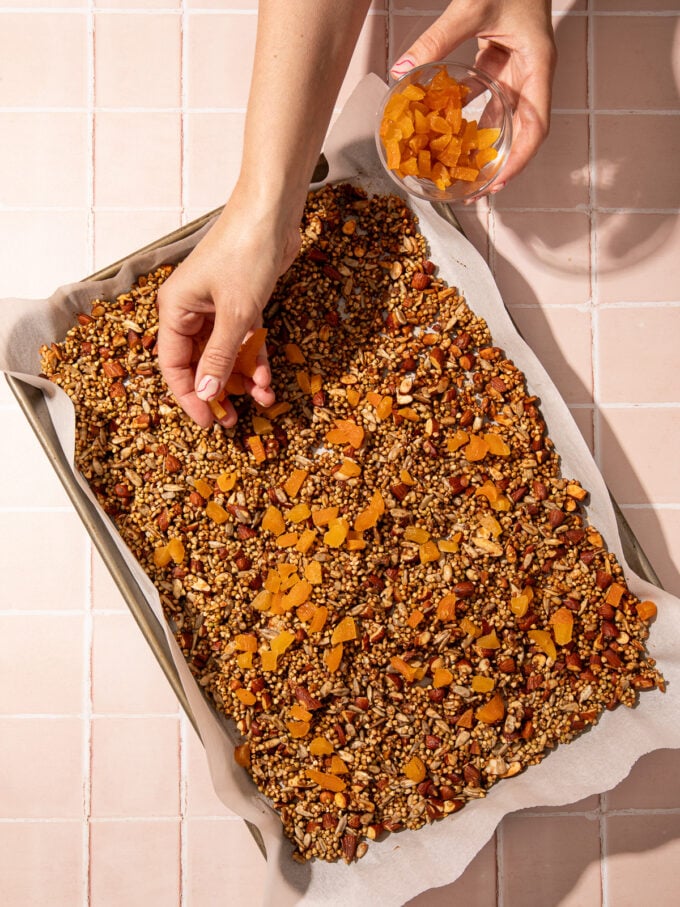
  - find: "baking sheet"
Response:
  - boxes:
[1,74,679,906]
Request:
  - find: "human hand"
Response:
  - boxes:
[157,188,301,428]
[390,0,556,196]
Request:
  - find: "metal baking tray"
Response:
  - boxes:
[5,191,662,858]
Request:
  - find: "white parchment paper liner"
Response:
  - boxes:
[1,76,679,906]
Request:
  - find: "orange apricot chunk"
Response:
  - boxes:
[403,755,427,783]
[309,737,334,756]
[464,434,489,462]
[475,692,505,724]
[205,501,229,524]
[551,607,574,646]
[309,605,329,634]
[261,505,286,536]
[432,667,454,688]
[324,642,344,673]
[305,769,346,792]
[235,688,256,706]
[636,600,657,621]
[283,467,308,499]
[284,342,305,364]
[331,616,357,645]
[528,629,557,661]
[246,435,266,464]
[287,720,310,739]
[329,755,349,775]
[216,471,237,493]
[471,675,495,693]
[233,327,267,378]
[193,477,213,499]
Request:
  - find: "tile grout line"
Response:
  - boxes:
[179,714,189,907]
[84,4,95,904]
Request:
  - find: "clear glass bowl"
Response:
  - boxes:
[376,61,513,203]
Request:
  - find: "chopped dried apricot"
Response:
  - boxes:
[271,630,295,655]
[471,675,495,693]
[528,629,557,661]
[193,477,213,499]
[288,503,311,523]
[331,616,357,645]
[251,415,273,435]
[324,517,350,548]
[432,667,454,688]
[309,605,329,634]
[324,642,344,673]
[551,607,574,646]
[246,435,266,464]
[329,755,349,775]
[295,528,317,554]
[390,655,418,683]
[236,652,253,671]
[153,544,172,568]
[235,633,258,653]
[459,617,481,638]
[251,589,272,612]
[446,429,469,452]
[216,471,237,493]
[309,737,334,756]
[205,501,229,524]
[476,630,501,650]
[289,703,312,721]
[287,720,310,738]
[436,594,457,622]
[312,506,339,527]
[419,540,441,563]
[304,560,323,585]
[407,608,425,628]
[334,458,362,481]
[283,468,308,499]
[475,692,505,724]
[484,433,511,457]
[325,419,365,449]
[403,755,426,783]
[282,579,312,610]
[637,600,657,621]
[464,434,489,462]
[261,505,286,536]
[305,769,346,792]
[233,327,267,378]
[260,650,278,672]
[235,688,256,706]
[404,526,430,544]
[284,342,305,364]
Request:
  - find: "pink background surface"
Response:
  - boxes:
[1,2,679,904]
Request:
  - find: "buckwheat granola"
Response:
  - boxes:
[40,183,663,864]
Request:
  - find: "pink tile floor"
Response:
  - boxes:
[1,2,678,904]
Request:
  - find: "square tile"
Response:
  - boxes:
[594,16,679,109]
[618,506,680,598]
[92,547,128,612]
[595,213,680,304]
[500,813,602,907]
[552,13,588,110]
[0,409,72,508]
[96,0,178,7]
[0,614,84,714]
[90,819,180,907]
[493,211,591,307]
[92,612,180,715]
[405,835,497,906]
[597,306,680,404]
[598,407,680,505]
[604,813,680,907]
[0,718,84,817]
[93,209,182,272]
[0,210,90,298]
[184,722,235,817]
[510,306,593,405]
[0,821,84,907]
[337,13,388,104]
[95,13,181,109]
[91,716,180,817]
[184,112,246,210]
[94,112,181,208]
[0,511,88,612]
[495,115,590,209]
[0,13,88,107]
[0,113,89,208]
[184,818,266,907]
[604,749,680,811]
[594,114,680,210]
[186,13,257,108]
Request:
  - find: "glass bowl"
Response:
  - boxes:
[376,61,513,203]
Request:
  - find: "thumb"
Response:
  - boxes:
[390,6,481,79]
[194,303,247,403]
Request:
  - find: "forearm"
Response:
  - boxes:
[238,0,371,216]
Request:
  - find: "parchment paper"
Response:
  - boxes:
[1,75,679,906]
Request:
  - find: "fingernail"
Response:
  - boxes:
[196,375,221,402]
[390,56,416,77]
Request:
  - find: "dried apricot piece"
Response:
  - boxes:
[284,342,305,364]
[235,688,256,706]
[216,471,237,493]
[324,517,349,548]
[193,477,213,499]
[309,737,334,756]
[287,720,310,738]
[312,506,338,527]
[471,675,495,693]
[403,755,426,783]
[260,650,278,672]
[309,605,329,634]
[551,607,574,645]
[295,528,317,554]
[283,468,308,499]
[271,630,295,655]
[475,692,505,724]
[637,600,657,621]
[464,434,489,462]
[233,327,267,378]
[166,537,185,564]
[205,501,228,524]
[261,505,286,536]
[288,503,311,523]
[528,629,557,661]
[329,755,349,775]
[325,419,365,449]
[304,560,323,585]
[306,769,346,792]
[331,616,357,645]
[390,656,418,683]
[436,594,457,622]
[432,667,454,688]
[246,435,266,464]
[324,642,344,673]
[235,633,258,652]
